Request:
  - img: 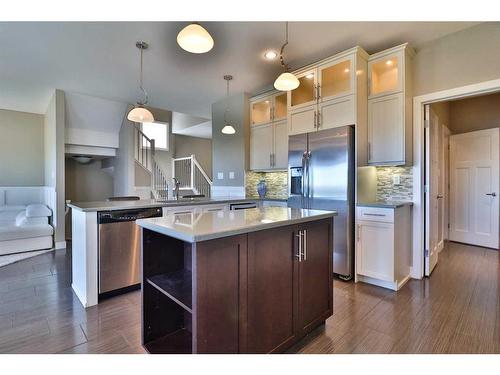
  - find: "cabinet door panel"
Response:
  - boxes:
[250,124,273,170]
[273,120,288,169]
[319,95,355,131]
[288,106,316,135]
[298,219,332,333]
[251,96,272,125]
[247,226,297,353]
[274,92,288,121]
[289,70,317,110]
[356,221,394,281]
[319,57,353,101]
[368,51,403,98]
[368,93,404,164]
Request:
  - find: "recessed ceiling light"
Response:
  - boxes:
[305,73,314,79]
[386,60,393,66]
[264,50,278,60]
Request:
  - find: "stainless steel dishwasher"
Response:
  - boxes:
[98,207,162,296]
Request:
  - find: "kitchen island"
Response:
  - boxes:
[136,206,336,354]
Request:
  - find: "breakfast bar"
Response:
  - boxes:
[136,206,336,354]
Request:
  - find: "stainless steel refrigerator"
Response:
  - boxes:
[288,126,355,279]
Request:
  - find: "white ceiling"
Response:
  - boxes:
[0,22,479,117]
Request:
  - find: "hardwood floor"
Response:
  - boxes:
[0,241,498,354]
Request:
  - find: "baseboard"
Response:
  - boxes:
[55,240,66,250]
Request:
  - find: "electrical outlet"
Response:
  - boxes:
[217,172,224,180]
[393,174,401,185]
[229,171,235,179]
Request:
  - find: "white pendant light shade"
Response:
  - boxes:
[274,72,300,91]
[221,124,236,135]
[127,107,154,123]
[177,23,214,54]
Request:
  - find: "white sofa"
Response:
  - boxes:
[0,188,54,256]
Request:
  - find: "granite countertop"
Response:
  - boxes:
[68,196,288,212]
[357,200,413,208]
[136,206,337,243]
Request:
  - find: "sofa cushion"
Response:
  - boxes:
[15,211,49,226]
[0,209,25,224]
[26,204,52,218]
[0,224,54,242]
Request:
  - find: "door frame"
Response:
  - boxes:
[412,78,500,279]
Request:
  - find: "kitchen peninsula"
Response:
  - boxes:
[136,206,336,354]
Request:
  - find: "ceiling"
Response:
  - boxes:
[0,22,480,117]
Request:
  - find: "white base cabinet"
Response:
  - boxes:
[355,205,411,291]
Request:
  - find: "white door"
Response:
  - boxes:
[449,128,499,249]
[250,124,273,170]
[425,106,439,276]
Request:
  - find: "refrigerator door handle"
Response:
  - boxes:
[301,151,307,202]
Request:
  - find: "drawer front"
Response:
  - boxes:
[356,206,394,223]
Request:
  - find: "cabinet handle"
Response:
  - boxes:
[317,84,321,100]
[271,107,275,121]
[295,231,303,262]
[313,84,316,101]
[269,153,273,167]
[368,142,372,160]
[273,153,276,167]
[486,192,497,197]
[357,225,361,242]
[303,229,307,261]
[314,111,317,128]
[317,111,321,129]
[363,213,386,217]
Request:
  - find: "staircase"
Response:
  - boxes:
[172,155,212,198]
[134,125,169,200]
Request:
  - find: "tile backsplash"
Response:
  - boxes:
[376,167,413,201]
[245,171,288,199]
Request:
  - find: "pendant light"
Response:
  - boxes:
[274,22,300,91]
[177,23,214,54]
[221,75,236,135]
[127,41,154,123]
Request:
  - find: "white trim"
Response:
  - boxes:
[412,78,500,279]
[55,240,66,250]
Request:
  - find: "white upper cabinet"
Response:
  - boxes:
[249,92,289,171]
[367,43,414,166]
[318,56,354,101]
[250,123,274,170]
[287,47,368,140]
[289,69,318,111]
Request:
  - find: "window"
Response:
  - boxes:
[142,121,169,151]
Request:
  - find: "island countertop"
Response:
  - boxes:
[136,206,337,243]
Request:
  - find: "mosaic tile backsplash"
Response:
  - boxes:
[376,167,413,201]
[245,171,288,199]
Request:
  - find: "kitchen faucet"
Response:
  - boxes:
[173,178,181,200]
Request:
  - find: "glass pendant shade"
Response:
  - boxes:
[177,23,214,54]
[127,106,154,123]
[274,72,300,91]
[221,124,236,135]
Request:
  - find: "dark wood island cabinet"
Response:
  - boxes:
[137,207,335,354]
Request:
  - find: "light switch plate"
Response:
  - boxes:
[217,172,224,180]
[229,171,235,179]
[393,174,401,185]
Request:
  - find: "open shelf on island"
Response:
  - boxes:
[147,270,192,313]
[144,328,192,354]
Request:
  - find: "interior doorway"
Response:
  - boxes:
[423,92,500,275]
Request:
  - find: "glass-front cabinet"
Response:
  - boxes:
[289,69,317,110]
[251,92,288,125]
[251,97,272,125]
[318,57,353,101]
[368,51,403,98]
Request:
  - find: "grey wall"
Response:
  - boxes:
[448,92,500,134]
[211,93,249,187]
[174,135,212,179]
[414,23,500,96]
[0,109,45,186]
